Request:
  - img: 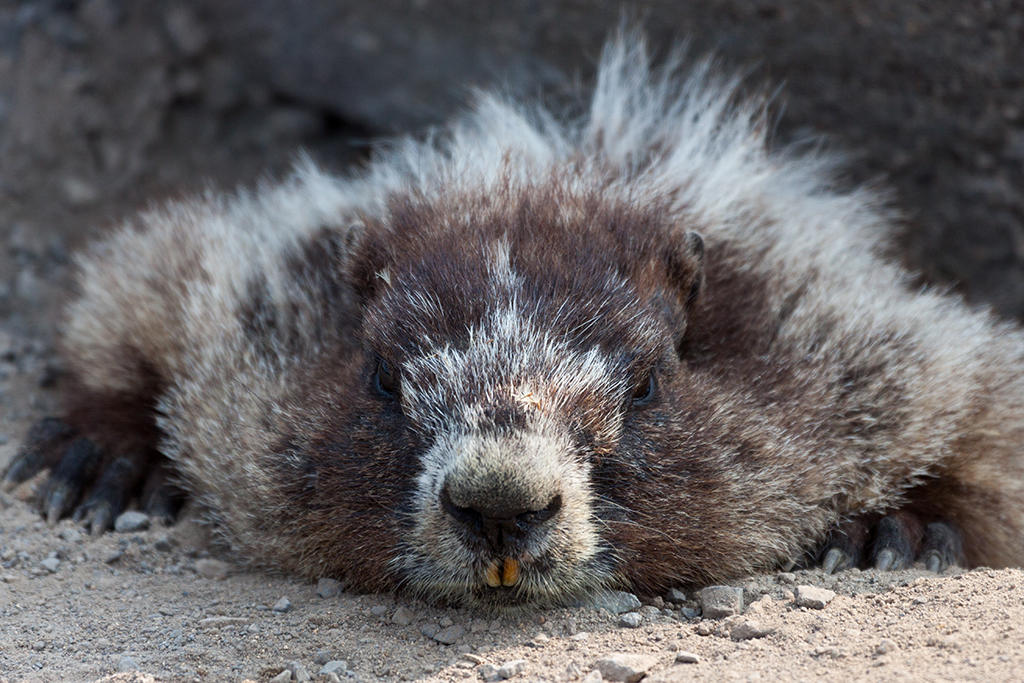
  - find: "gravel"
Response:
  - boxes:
[498,659,527,679]
[794,585,837,609]
[699,586,744,619]
[590,590,642,615]
[618,612,642,628]
[113,511,150,532]
[316,577,343,598]
[593,654,657,683]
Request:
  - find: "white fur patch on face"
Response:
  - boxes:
[390,250,633,605]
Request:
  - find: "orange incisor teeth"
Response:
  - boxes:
[502,558,520,587]
[484,561,502,588]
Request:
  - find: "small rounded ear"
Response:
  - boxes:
[662,230,706,353]
[665,230,705,313]
[347,222,394,305]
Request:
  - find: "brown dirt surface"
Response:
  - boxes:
[2,474,1024,682]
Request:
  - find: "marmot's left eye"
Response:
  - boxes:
[374,359,399,398]
[630,372,655,406]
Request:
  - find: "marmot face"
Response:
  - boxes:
[341,183,704,607]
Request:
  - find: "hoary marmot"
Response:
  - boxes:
[5,32,1024,609]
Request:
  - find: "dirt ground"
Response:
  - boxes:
[2,3,1024,683]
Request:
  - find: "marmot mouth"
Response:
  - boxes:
[483,557,521,587]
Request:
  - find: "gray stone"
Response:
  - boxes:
[391,606,416,625]
[286,661,311,682]
[590,590,642,615]
[675,651,700,664]
[581,670,602,683]
[665,588,686,603]
[370,604,388,616]
[270,670,291,683]
[730,618,774,640]
[59,527,82,543]
[594,654,657,683]
[794,585,836,610]
[113,511,150,533]
[272,596,293,613]
[198,616,248,629]
[420,622,440,638]
[117,656,139,672]
[40,557,60,573]
[313,650,333,666]
[478,664,501,682]
[319,661,348,676]
[699,586,743,619]
[618,612,642,628]
[316,577,343,599]
[195,558,231,580]
[153,535,173,552]
[433,624,466,644]
[498,659,527,679]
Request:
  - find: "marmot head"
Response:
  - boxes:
[316,175,705,608]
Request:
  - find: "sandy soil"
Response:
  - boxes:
[2,454,1024,683]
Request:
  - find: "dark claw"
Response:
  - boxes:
[88,503,114,537]
[44,483,72,526]
[920,521,963,573]
[2,417,75,491]
[72,454,146,535]
[822,547,851,574]
[869,515,918,571]
[40,438,103,523]
[874,548,897,572]
[924,551,943,573]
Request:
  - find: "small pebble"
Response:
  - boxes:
[286,661,311,682]
[370,605,388,617]
[114,511,150,533]
[875,638,899,655]
[581,670,602,683]
[420,623,440,639]
[477,664,501,682]
[498,659,527,679]
[153,535,173,552]
[32,641,45,651]
[594,654,657,683]
[730,618,774,640]
[794,585,836,610]
[699,586,744,619]
[392,606,416,625]
[463,653,485,664]
[198,616,248,628]
[590,590,642,615]
[313,650,333,666]
[675,651,700,664]
[270,670,292,683]
[194,558,231,580]
[272,597,293,613]
[433,624,466,645]
[59,527,82,543]
[665,588,686,603]
[40,557,60,573]
[117,656,139,672]
[618,612,642,628]
[316,577,343,598]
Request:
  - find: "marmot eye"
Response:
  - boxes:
[631,372,655,406]
[374,359,399,398]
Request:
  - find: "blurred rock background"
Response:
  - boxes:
[0,0,1022,340]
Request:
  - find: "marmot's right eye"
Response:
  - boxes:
[374,359,399,398]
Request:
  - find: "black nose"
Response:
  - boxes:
[440,485,562,550]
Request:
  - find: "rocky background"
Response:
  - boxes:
[0,0,1022,340]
